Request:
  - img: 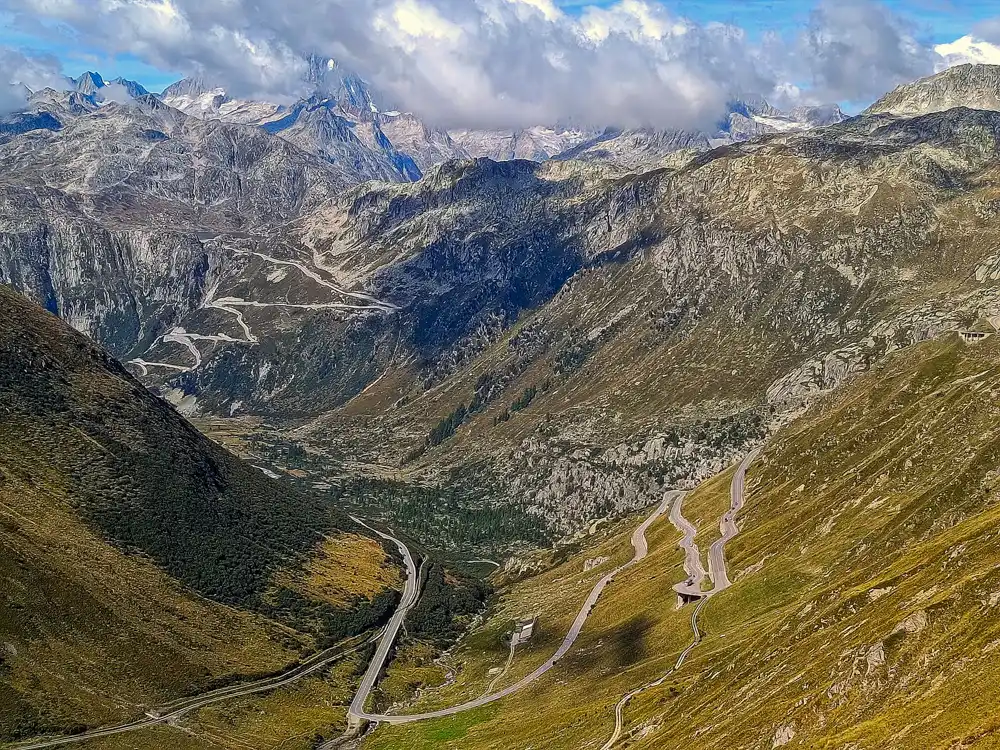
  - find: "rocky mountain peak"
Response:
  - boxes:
[73,71,105,95]
[865,63,1000,117]
[304,55,381,121]
[160,75,216,99]
[789,103,847,127]
[108,77,150,98]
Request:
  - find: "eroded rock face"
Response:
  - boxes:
[449,126,592,163]
[0,186,220,356]
[506,415,764,535]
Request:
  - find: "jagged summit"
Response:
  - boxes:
[305,54,381,118]
[108,76,150,98]
[73,70,105,95]
[3,62,854,180]
[259,94,421,181]
[67,71,148,102]
[865,63,1000,117]
[789,103,848,126]
[160,75,215,99]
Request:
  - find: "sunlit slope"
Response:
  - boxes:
[367,333,1000,749]
[0,285,399,743]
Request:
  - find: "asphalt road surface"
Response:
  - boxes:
[601,448,761,749]
[707,449,760,593]
[11,632,382,750]
[669,491,706,598]
[351,491,677,725]
[345,517,421,727]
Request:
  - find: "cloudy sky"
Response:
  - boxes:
[1,0,999,129]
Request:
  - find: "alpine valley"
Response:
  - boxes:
[4,49,1000,750]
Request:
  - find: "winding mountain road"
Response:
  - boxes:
[348,491,678,725]
[10,632,383,750]
[125,250,395,375]
[600,448,761,750]
[708,448,760,593]
[601,597,708,750]
[239,249,399,312]
[12,451,760,749]
[345,518,421,727]
[669,492,706,599]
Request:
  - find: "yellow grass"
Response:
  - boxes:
[276,533,401,607]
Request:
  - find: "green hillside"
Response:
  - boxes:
[0,285,401,743]
[366,332,1000,750]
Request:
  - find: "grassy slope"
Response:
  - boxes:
[0,285,398,742]
[0,463,294,740]
[319,258,784,466]
[367,333,1000,750]
[66,655,368,750]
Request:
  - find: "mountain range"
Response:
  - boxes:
[3,58,846,182]
[5,57,1000,750]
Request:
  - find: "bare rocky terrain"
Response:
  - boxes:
[3,63,1000,550]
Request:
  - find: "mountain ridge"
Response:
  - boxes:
[4,62,848,180]
[865,62,1000,117]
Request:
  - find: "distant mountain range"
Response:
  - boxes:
[3,58,847,181]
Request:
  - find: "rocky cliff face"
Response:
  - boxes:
[0,95,347,219]
[555,128,710,172]
[449,126,593,162]
[0,94,359,360]
[292,105,1000,532]
[0,186,216,356]
[378,112,470,173]
[260,96,421,181]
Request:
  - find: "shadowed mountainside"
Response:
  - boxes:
[0,285,402,742]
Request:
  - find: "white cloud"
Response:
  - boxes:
[96,80,132,103]
[935,35,1000,68]
[379,0,463,43]
[580,0,685,43]
[0,83,28,116]
[1,0,953,129]
[507,0,561,23]
[794,0,937,104]
[0,47,65,114]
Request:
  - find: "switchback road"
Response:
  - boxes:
[669,492,705,599]
[600,596,709,750]
[13,452,759,749]
[349,491,677,725]
[600,449,761,749]
[708,449,760,593]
